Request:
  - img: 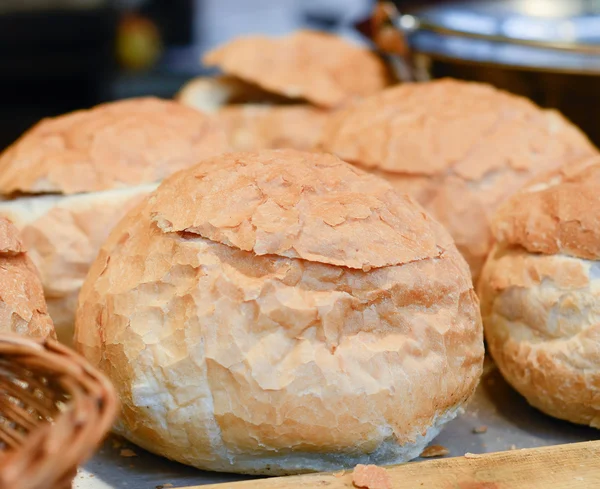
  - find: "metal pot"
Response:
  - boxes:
[372,0,600,145]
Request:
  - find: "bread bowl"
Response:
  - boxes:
[319,78,597,281]
[0,97,228,343]
[178,30,391,151]
[0,217,54,339]
[75,149,484,475]
[479,155,600,427]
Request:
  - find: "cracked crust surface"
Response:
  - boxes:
[0,97,228,343]
[0,97,228,195]
[149,150,441,270]
[479,156,600,427]
[493,155,600,260]
[203,30,390,108]
[320,79,597,279]
[75,149,483,474]
[0,217,55,339]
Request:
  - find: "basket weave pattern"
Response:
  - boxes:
[0,334,118,489]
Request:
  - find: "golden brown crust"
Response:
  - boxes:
[0,217,55,339]
[75,150,483,474]
[493,155,600,260]
[149,149,442,270]
[479,246,600,426]
[203,30,390,108]
[320,79,597,278]
[0,97,228,195]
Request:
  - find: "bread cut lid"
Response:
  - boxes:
[493,155,600,260]
[320,79,596,180]
[149,149,441,270]
[0,97,228,195]
[0,218,24,254]
[203,30,390,109]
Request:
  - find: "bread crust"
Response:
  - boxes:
[0,98,229,342]
[493,155,600,260]
[0,185,157,344]
[320,79,597,279]
[75,150,483,474]
[480,156,600,427]
[480,247,600,426]
[0,97,227,195]
[203,30,390,109]
[0,217,55,339]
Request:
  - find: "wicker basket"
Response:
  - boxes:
[0,334,118,489]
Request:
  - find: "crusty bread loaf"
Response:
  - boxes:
[479,155,600,426]
[178,30,390,152]
[319,79,598,281]
[75,149,484,475]
[0,97,228,343]
[0,217,55,339]
[203,30,390,109]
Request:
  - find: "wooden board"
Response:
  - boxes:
[187,441,600,489]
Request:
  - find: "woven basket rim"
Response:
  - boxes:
[0,333,118,489]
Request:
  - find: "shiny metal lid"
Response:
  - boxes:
[397,0,600,73]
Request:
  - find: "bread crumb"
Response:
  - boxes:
[464,452,483,459]
[333,470,346,478]
[120,449,137,458]
[510,444,517,450]
[420,445,449,458]
[473,425,488,434]
[352,464,392,489]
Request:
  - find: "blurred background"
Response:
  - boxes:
[2,0,600,150]
[0,0,378,151]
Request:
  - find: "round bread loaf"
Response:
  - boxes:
[178,30,390,152]
[0,217,55,339]
[0,97,228,344]
[75,149,483,475]
[319,79,597,280]
[479,155,600,426]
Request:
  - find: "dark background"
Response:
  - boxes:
[0,0,377,151]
